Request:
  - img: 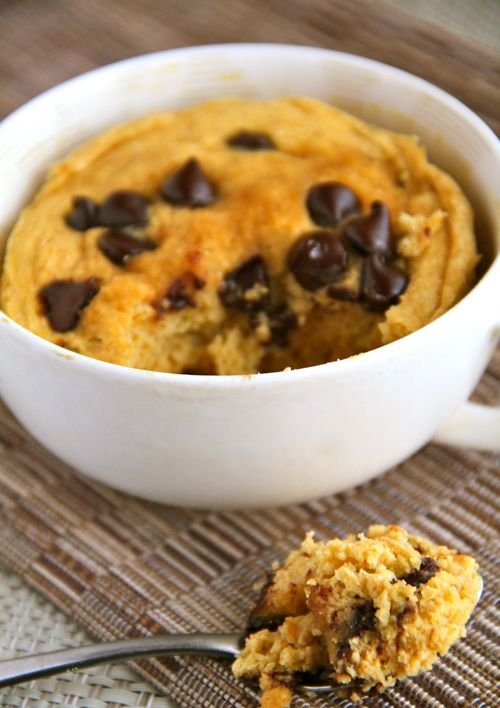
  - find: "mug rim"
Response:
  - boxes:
[1,43,499,387]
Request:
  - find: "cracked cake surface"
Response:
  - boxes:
[232,525,481,706]
[0,97,478,374]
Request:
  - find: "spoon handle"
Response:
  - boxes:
[0,632,241,688]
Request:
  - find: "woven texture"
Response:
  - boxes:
[0,570,174,707]
[0,1,499,706]
[389,0,500,54]
[0,353,498,707]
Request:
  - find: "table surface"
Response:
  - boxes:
[0,2,499,707]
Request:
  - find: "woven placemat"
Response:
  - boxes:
[0,1,499,706]
[0,569,175,707]
[390,0,500,54]
[0,346,498,707]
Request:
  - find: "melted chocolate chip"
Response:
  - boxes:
[245,575,285,632]
[267,305,297,346]
[402,557,440,587]
[361,253,408,310]
[165,279,194,310]
[218,255,271,312]
[161,158,216,207]
[350,601,377,635]
[155,273,205,314]
[246,614,287,632]
[98,230,157,266]
[66,196,99,231]
[343,201,393,255]
[288,231,348,291]
[39,278,100,332]
[98,190,149,228]
[291,670,332,685]
[338,601,377,656]
[227,131,276,150]
[306,182,360,227]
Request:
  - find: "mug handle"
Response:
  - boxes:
[433,326,500,452]
[434,401,500,451]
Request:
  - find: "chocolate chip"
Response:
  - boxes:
[218,255,270,312]
[291,671,337,688]
[244,575,286,632]
[288,231,348,291]
[161,158,216,207]
[343,201,393,255]
[246,614,287,632]
[402,557,440,587]
[39,278,100,332]
[349,601,377,636]
[267,305,297,346]
[338,601,377,655]
[361,253,408,310]
[98,190,149,228]
[306,182,360,227]
[98,230,157,266]
[166,279,195,310]
[246,573,287,633]
[154,273,205,314]
[227,131,276,150]
[65,196,99,231]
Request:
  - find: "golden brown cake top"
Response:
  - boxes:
[1,98,478,374]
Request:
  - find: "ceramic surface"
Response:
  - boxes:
[0,45,498,508]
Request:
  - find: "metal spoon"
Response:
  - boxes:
[0,632,336,693]
[0,577,482,693]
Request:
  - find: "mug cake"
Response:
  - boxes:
[233,525,481,706]
[0,97,478,374]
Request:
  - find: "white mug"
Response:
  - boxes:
[0,45,498,508]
